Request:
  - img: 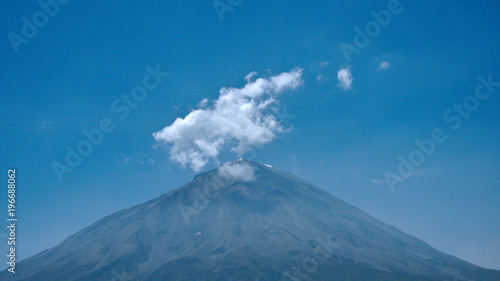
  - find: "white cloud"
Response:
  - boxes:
[153,68,303,171]
[370,179,386,185]
[244,71,258,82]
[320,61,330,67]
[196,98,209,108]
[218,161,256,182]
[38,120,55,131]
[337,67,353,91]
[114,153,156,166]
[370,169,432,186]
[316,74,326,82]
[115,154,131,165]
[378,61,390,71]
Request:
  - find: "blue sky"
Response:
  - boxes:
[0,0,499,270]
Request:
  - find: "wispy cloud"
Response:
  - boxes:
[114,153,155,166]
[316,62,329,82]
[370,178,387,185]
[337,66,353,91]
[370,169,432,186]
[38,120,55,130]
[153,68,304,171]
[196,98,209,108]
[377,61,390,71]
[218,161,256,182]
[316,74,327,81]
[244,71,258,82]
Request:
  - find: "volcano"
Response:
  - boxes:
[2,159,498,281]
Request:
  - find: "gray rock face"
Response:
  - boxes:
[2,160,499,281]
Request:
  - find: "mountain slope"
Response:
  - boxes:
[2,160,499,281]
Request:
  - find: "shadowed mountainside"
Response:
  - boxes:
[2,159,499,281]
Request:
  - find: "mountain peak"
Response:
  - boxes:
[2,162,499,281]
[227,158,273,169]
[192,159,276,184]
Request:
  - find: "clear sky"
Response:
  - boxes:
[1,0,499,270]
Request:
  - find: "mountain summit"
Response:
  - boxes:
[3,160,499,280]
